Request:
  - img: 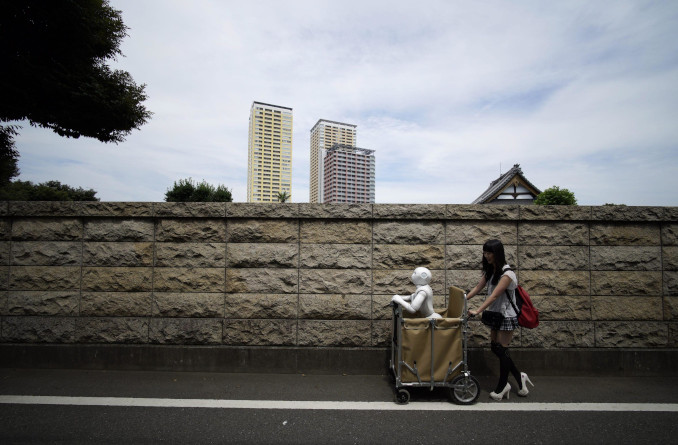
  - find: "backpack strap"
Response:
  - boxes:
[502,267,520,315]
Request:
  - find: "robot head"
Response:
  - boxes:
[411,267,432,286]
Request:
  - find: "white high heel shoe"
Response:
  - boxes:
[517,372,534,397]
[489,383,511,401]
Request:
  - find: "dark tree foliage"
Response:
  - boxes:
[0,125,20,185]
[0,0,151,146]
[165,178,233,202]
[0,180,99,201]
[534,186,577,205]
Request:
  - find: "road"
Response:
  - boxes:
[1,369,677,444]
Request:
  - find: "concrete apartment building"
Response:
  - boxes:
[322,144,375,203]
[309,119,357,203]
[247,101,293,202]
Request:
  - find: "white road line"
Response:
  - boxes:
[1,396,677,412]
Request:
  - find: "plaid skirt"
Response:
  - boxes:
[482,314,519,331]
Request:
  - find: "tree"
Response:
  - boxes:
[534,186,577,205]
[276,191,291,203]
[0,0,151,153]
[165,178,233,202]
[0,125,20,185]
[0,180,99,201]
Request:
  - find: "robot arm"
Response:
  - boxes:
[392,290,426,314]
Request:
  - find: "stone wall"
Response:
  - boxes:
[1,202,677,369]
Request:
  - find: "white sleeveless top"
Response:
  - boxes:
[486,265,518,317]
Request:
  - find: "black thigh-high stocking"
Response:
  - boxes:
[491,341,522,393]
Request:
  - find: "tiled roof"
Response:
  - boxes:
[471,164,541,204]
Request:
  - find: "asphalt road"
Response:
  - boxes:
[1,369,677,444]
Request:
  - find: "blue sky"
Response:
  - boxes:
[11,0,678,205]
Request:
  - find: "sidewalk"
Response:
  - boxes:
[2,368,677,405]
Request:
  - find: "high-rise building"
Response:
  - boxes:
[322,144,375,203]
[247,101,293,203]
[309,119,356,203]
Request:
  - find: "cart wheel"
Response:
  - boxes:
[394,389,410,405]
[449,375,480,405]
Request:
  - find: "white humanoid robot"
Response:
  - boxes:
[391,267,442,319]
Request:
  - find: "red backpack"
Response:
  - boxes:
[505,283,539,329]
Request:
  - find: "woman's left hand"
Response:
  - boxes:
[468,309,479,317]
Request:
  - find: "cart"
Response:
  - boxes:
[389,285,480,405]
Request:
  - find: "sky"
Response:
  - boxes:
[12,0,678,205]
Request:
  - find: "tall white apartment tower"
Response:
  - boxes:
[247,101,293,202]
[309,119,356,203]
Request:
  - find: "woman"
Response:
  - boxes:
[466,239,534,400]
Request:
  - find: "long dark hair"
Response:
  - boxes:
[482,239,507,285]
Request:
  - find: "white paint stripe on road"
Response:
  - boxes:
[1,395,677,412]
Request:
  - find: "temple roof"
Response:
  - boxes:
[471,164,542,204]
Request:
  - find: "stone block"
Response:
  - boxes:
[80,292,152,317]
[152,292,224,317]
[521,321,595,347]
[226,268,297,294]
[155,219,226,242]
[227,243,298,268]
[372,295,394,320]
[520,206,592,221]
[8,201,81,217]
[669,323,678,347]
[154,268,225,292]
[590,223,660,245]
[445,270,484,295]
[154,202,225,218]
[595,321,668,347]
[532,295,591,320]
[373,244,444,269]
[76,317,149,343]
[665,271,678,296]
[299,294,371,319]
[446,245,517,269]
[223,319,297,346]
[371,319,390,347]
[590,246,661,271]
[223,293,297,319]
[11,218,82,241]
[591,271,662,296]
[664,297,678,320]
[155,242,226,267]
[80,202,153,217]
[373,269,445,296]
[373,221,444,244]
[0,203,7,217]
[300,269,371,294]
[0,219,10,240]
[0,291,6,315]
[83,242,153,267]
[466,320,491,347]
[227,219,298,243]
[298,320,371,346]
[446,205,519,220]
[10,266,81,291]
[520,270,590,296]
[10,241,81,266]
[81,267,152,292]
[226,203,298,218]
[1,316,76,343]
[300,220,371,244]
[373,204,445,220]
[149,318,223,344]
[6,291,79,316]
[300,244,369,269]
[591,296,663,320]
[662,224,678,246]
[0,241,9,265]
[84,219,154,242]
[0,266,6,290]
[518,246,589,270]
[446,221,517,245]
[298,204,372,219]
[518,222,589,245]
[663,247,678,271]
[592,206,665,222]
